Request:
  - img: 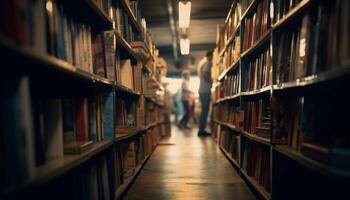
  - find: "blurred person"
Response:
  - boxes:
[179,70,193,129]
[198,51,213,136]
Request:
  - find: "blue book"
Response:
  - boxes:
[103,93,115,140]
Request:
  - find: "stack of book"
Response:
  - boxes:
[243,99,271,139]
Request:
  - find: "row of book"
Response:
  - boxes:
[115,128,160,189]
[223,36,241,69]
[218,128,241,163]
[0,0,116,80]
[216,104,244,129]
[219,71,240,98]
[274,1,350,84]
[242,0,270,51]
[119,59,142,91]
[76,156,112,200]
[0,76,114,188]
[93,0,112,16]
[113,2,138,43]
[243,99,271,138]
[242,47,271,92]
[226,3,241,43]
[271,94,350,172]
[144,100,164,126]
[241,138,271,192]
[271,0,303,25]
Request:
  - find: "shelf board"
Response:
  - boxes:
[115,154,150,199]
[272,0,311,31]
[115,127,145,142]
[241,86,272,98]
[224,0,235,23]
[273,146,350,178]
[84,0,114,29]
[272,66,350,93]
[0,36,114,88]
[214,93,241,104]
[241,0,258,20]
[118,0,141,33]
[115,82,141,96]
[218,59,240,81]
[144,95,165,107]
[115,31,139,60]
[241,131,270,146]
[214,120,241,133]
[219,146,240,171]
[2,141,113,195]
[241,30,271,59]
[240,170,271,200]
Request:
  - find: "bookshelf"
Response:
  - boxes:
[212,0,350,199]
[0,0,166,200]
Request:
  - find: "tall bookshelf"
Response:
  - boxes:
[212,0,350,199]
[0,0,166,199]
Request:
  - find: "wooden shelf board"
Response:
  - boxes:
[214,93,241,104]
[144,95,165,107]
[241,0,258,20]
[219,146,240,171]
[85,0,114,28]
[115,127,145,142]
[272,66,350,92]
[214,120,241,133]
[273,146,350,178]
[241,86,272,98]
[241,131,270,146]
[241,30,271,59]
[240,170,271,200]
[272,0,311,31]
[119,0,141,33]
[115,31,139,60]
[115,154,150,199]
[0,36,114,88]
[115,82,141,96]
[218,59,240,81]
[2,141,113,195]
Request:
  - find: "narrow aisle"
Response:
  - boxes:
[122,126,256,200]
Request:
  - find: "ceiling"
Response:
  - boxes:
[140,0,232,75]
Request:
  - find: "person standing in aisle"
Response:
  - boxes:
[179,70,193,129]
[198,51,213,136]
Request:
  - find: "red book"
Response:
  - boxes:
[74,98,89,141]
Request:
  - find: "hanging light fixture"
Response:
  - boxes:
[178,1,191,28]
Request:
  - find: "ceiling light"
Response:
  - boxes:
[180,38,190,55]
[179,1,191,28]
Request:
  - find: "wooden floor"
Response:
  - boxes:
[122,126,257,200]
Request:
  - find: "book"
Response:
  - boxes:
[120,59,134,90]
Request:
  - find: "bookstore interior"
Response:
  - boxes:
[1,0,350,200]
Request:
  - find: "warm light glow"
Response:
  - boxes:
[46,0,53,13]
[180,38,190,55]
[179,1,191,28]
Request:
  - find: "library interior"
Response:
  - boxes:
[1,0,350,199]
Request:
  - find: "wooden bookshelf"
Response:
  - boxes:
[115,154,150,199]
[85,0,114,28]
[3,141,113,195]
[241,170,271,200]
